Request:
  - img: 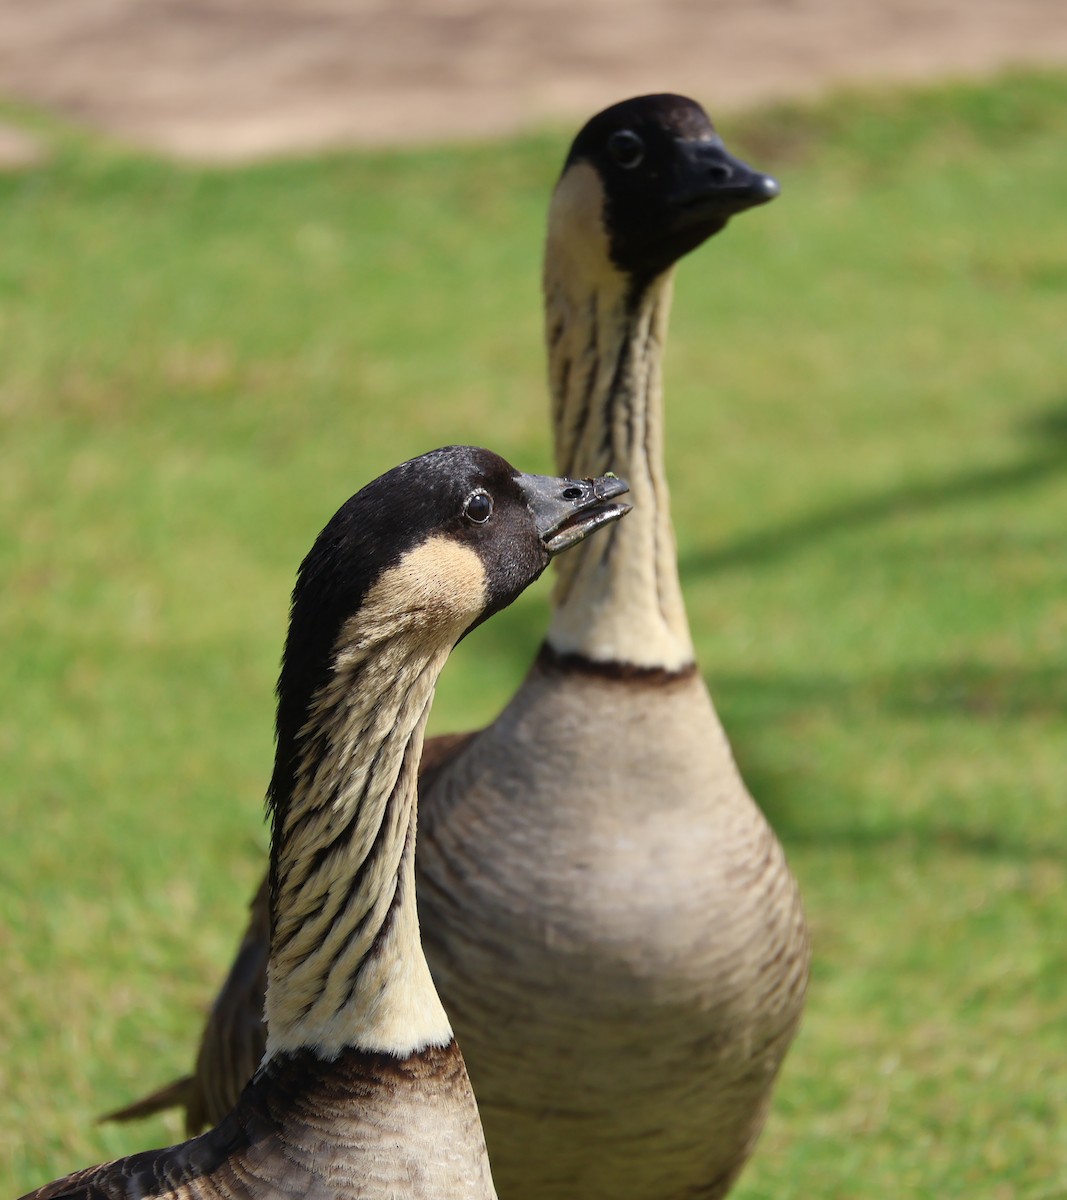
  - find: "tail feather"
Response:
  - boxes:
[99,1076,193,1124]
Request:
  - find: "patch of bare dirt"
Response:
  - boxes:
[0,119,44,167]
[0,0,1065,163]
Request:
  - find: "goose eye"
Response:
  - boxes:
[607,129,645,169]
[464,490,493,524]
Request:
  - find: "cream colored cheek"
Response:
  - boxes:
[367,536,489,633]
[547,162,616,281]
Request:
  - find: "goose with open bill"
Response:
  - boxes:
[22,446,630,1200]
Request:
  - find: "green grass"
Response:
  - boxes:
[2,69,1066,1197]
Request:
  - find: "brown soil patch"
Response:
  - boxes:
[0,0,1065,163]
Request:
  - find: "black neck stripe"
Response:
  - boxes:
[537,641,698,686]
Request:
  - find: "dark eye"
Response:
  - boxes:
[607,129,645,169]
[464,490,493,524]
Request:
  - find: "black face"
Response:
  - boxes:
[563,93,780,285]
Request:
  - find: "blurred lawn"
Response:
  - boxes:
[2,70,1066,1198]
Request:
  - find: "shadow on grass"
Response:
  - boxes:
[713,661,1066,860]
[681,399,1067,576]
[711,661,1067,723]
[738,754,1061,864]
[754,804,1060,864]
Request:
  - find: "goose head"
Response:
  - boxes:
[270,446,631,804]
[547,93,779,289]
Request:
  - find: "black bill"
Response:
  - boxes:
[668,136,780,227]
[518,472,632,557]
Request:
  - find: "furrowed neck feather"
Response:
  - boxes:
[543,231,694,670]
[264,541,485,1061]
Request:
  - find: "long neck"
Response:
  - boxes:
[264,620,454,1062]
[543,248,694,670]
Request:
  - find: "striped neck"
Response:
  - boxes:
[543,245,694,671]
[264,609,457,1063]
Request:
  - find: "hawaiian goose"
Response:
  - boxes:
[22,446,630,1200]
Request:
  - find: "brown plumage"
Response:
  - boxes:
[107,95,809,1200]
[43,1045,488,1200]
[24,447,630,1199]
